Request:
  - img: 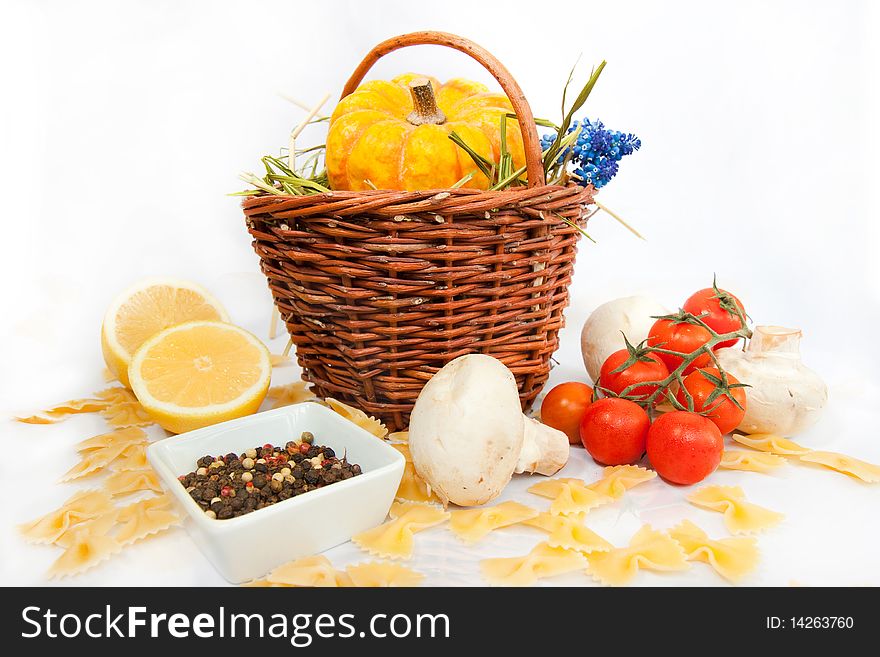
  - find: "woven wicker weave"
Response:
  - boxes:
[244,32,595,431]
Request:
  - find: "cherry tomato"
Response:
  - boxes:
[579,398,650,466]
[683,286,746,349]
[599,349,669,405]
[647,318,712,374]
[646,411,723,485]
[675,367,747,435]
[541,382,594,445]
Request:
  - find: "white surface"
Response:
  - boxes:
[148,402,405,583]
[2,0,879,586]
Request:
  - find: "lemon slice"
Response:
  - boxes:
[128,321,271,433]
[101,278,229,388]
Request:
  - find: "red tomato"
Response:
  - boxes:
[646,411,723,485]
[599,349,669,405]
[683,286,746,349]
[647,318,712,374]
[541,382,593,445]
[579,398,650,466]
[675,367,747,435]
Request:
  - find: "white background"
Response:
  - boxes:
[2,0,879,586]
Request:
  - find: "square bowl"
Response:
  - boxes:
[147,401,405,583]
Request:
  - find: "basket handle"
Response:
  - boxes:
[341,31,546,187]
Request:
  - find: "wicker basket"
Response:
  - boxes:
[244,31,595,431]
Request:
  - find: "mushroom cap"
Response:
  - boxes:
[581,295,669,382]
[409,354,524,506]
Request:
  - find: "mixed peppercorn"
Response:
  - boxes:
[177,432,362,519]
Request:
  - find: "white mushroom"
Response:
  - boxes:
[716,325,828,436]
[408,354,569,507]
[580,295,670,382]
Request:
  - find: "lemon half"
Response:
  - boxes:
[128,320,270,434]
[101,278,229,388]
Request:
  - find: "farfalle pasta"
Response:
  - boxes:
[325,398,388,439]
[265,556,352,587]
[54,510,119,549]
[798,451,880,483]
[528,478,611,516]
[76,427,148,454]
[449,501,537,544]
[100,400,154,429]
[115,496,181,546]
[481,542,588,587]
[734,432,880,483]
[586,526,689,586]
[16,396,111,424]
[346,561,424,587]
[267,381,316,409]
[587,465,657,498]
[60,441,132,481]
[19,490,114,544]
[668,520,759,583]
[391,443,440,504]
[47,524,123,579]
[719,450,786,473]
[112,444,150,472]
[352,502,449,560]
[732,433,810,455]
[687,485,784,534]
[522,512,612,554]
[104,468,163,497]
[387,431,409,443]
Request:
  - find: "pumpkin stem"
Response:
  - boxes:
[407,78,446,126]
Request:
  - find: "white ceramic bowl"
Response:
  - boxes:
[147,401,405,583]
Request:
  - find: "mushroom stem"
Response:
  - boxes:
[407,78,446,126]
[516,417,570,476]
[747,325,802,358]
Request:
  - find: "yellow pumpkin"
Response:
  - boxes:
[326,73,526,191]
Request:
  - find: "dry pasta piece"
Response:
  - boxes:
[112,444,150,472]
[19,490,114,544]
[267,381,315,409]
[60,441,132,481]
[76,427,148,454]
[352,502,449,560]
[94,387,138,405]
[480,542,588,587]
[528,478,612,516]
[16,396,111,424]
[326,398,388,439]
[797,451,880,483]
[47,526,123,579]
[732,433,810,455]
[669,520,759,583]
[588,465,657,498]
[115,495,181,545]
[55,510,120,549]
[105,468,163,497]
[242,579,288,587]
[346,561,424,587]
[586,526,689,586]
[269,353,292,367]
[391,443,440,504]
[16,386,137,424]
[100,400,153,428]
[720,450,786,473]
[387,431,409,443]
[449,501,538,544]
[687,485,784,534]
[265,556,352,587]
[522,512,613,554]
